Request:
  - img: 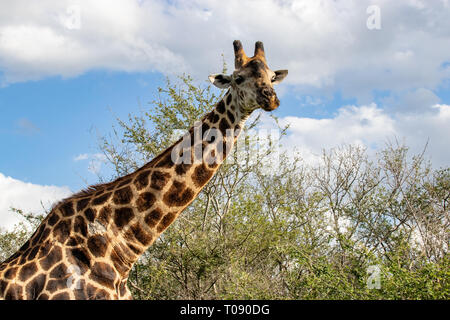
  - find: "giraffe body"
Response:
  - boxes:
[0,41,287,299]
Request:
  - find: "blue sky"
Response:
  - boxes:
[0,71,165,188]
[1,0,450,229]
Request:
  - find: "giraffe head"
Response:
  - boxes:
[209,40,288,113]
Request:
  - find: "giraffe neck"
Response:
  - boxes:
[113,88,246,264]
[105,89,247,279]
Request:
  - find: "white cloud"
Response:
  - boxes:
[73,153,89,161]
[15,118,40,135]
[0,0,187,84]
[395,104,450,167]
[1,0,449,100]
[385,87,441,114]
[274,103,395,163]
[261,103,450,168]
[0,173,72,231]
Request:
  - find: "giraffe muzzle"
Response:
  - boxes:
[257,87,279,111]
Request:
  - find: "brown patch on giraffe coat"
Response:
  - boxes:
[90,262,116,290]
[114,207,134,228]
[41,227,51,242]
[0,279,7,295]
[207,111,220,124]
[74,286,88,300]
[134,170,151,190]
[86,284,97,299]
[155,151,174,168]
[192,163,214,187]
[117,177,132,188]
[113,186,133,205]
[92,192,112,206]
[175,163,192,175]
[226,93,232,105]
[25,273,46,299]
[135,192,156,212]
[128,223,153,246]
[37,293,49,300]
[93,288,111,300]
[53,219,71,243]
[19,239,31,251]
[31,225,46,246]
[47,212,60,226]
[163,181,194,207]
[52,292,70,300]
[13,243,26,257]
[4,283,23,300]
[87,235,108,257]
[50,263,67,279]
[227,110,235,124]
[201,122,210,135]
[46,279,69,292]
[18,262,38,281]
[60,201,75,217]
[219,117,230,136]
[19,251,29,265]
[223,140,231,158]
[4,267,18,279]
[216,100,226,114]
[74,216,88,237]
[37,241,51,259]
[144,208,163,228]
[98,206,112,225]
[67,235,84,247]
[26,245,40,261]
[150,171,170,190]
[69,248,91,273]
[40,246,62,271]
[157,212,177,233]
[85,208,97,222]
[76,197,91,212]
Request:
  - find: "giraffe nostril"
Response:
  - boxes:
[261,88,271,98]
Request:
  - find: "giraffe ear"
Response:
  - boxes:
[272,70,288,85]
[208,74,232,89]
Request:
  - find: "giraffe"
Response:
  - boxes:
[0,40,288,300]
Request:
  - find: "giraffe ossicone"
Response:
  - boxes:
[0,40,288,300]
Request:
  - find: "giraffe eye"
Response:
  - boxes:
[235,76,244,85]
